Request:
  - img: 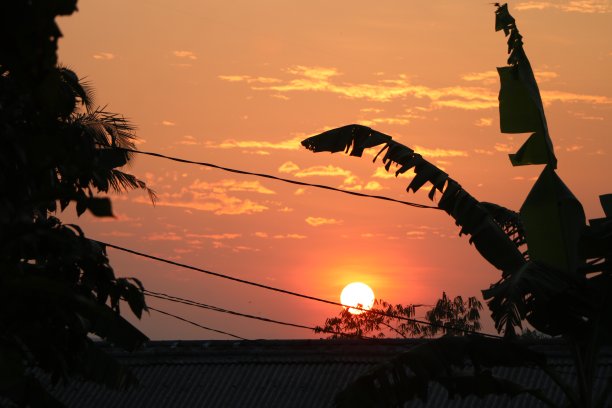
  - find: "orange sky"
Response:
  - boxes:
[57,1,611,340]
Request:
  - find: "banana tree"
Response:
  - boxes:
[301,4,611,407]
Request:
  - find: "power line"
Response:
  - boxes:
[97,239,501,339]
[117,147,439,210]
[146,290,376,340]
[148,306,247,340]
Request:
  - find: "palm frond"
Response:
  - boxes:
[481,202,528,258]
[109,170,157,204]
[302,124,526,278]
[483,261,589,337]
[58,66,95,112]
[71,108,137,149]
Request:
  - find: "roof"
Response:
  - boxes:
[48,339,612,408]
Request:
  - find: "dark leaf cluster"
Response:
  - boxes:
[1,1,154,406]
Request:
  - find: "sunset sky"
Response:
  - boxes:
[57,1,611,340]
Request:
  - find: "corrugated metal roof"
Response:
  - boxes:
[46,339,612,408]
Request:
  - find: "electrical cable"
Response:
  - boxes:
[146,290,377,340]
[116,147,439,210]
[96,239,501,339]
[148,306,247,340]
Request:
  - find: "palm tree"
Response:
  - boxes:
[1,3,155,406]
[301,4,611,407]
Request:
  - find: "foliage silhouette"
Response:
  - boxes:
[302,4,611,407]
[315,293,481,339]
[1,2,154,406]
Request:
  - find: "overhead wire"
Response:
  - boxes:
[149,306,247,340]
[116,147,440,210]
[146,290,377,340]
[97,239,502,339]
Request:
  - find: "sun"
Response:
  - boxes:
[340,282,375,315]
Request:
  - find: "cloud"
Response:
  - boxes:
[186,233,241,240]
[540,90,612,105]
[204,137,302,151]
[254,232,307,239]
[565,145,584,152]
[278,161,363,188]
[141,194,268,215]
[406,231,426,240]
[413,145,469,158]
[364,181,384,191]
[305,217,342,227]
[462,69,560,84]
[220,66,497,108]
[161,120,176,126]
[294,165,353,178]
[221,65,611,111]
[190,179,276,195]
[178,135,198,145]
[146,232,183,241]
[474,149,494,155]
[359,111,425,127]
[218,75,281,84]
[569,111,605,121]
[515,1,611,13]
[134,179,274,215]
[371,167,395,179]
[475,118,493,127]
[494,143,514,153]
[173,50,198,60]
[93,52,115,60]
[278,161,300,173]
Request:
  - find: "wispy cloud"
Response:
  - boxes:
[161,120,176,126]
[306,217,342,227]
[278,161,300,173]
[494,143,514,153]
[462,69,560,85]
[565,145,584,152]
[540,90,612,105]
[359,110,425,127]
[173,50,198,60]
[278,161,373,190]
[191,179,276,195]
[515,1,611,13]
[134,179,274,215]
[93,52,115,60]
[474,149,495,155]
[204,137,302,151]
[406,231,426,240]
[220,66,497,109]
[253,232,307,239]
[178,135,198,145]
[413,145,469,158]
[371,167,414,179]
[146,232,183,241]
[186,233,241,240]
[218,75,281,84]
[221,65,611,111]
[475,118,493,127]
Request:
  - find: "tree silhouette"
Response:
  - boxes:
[1,2,154,406]
[315,293,481,339]
[302,4,611,407]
